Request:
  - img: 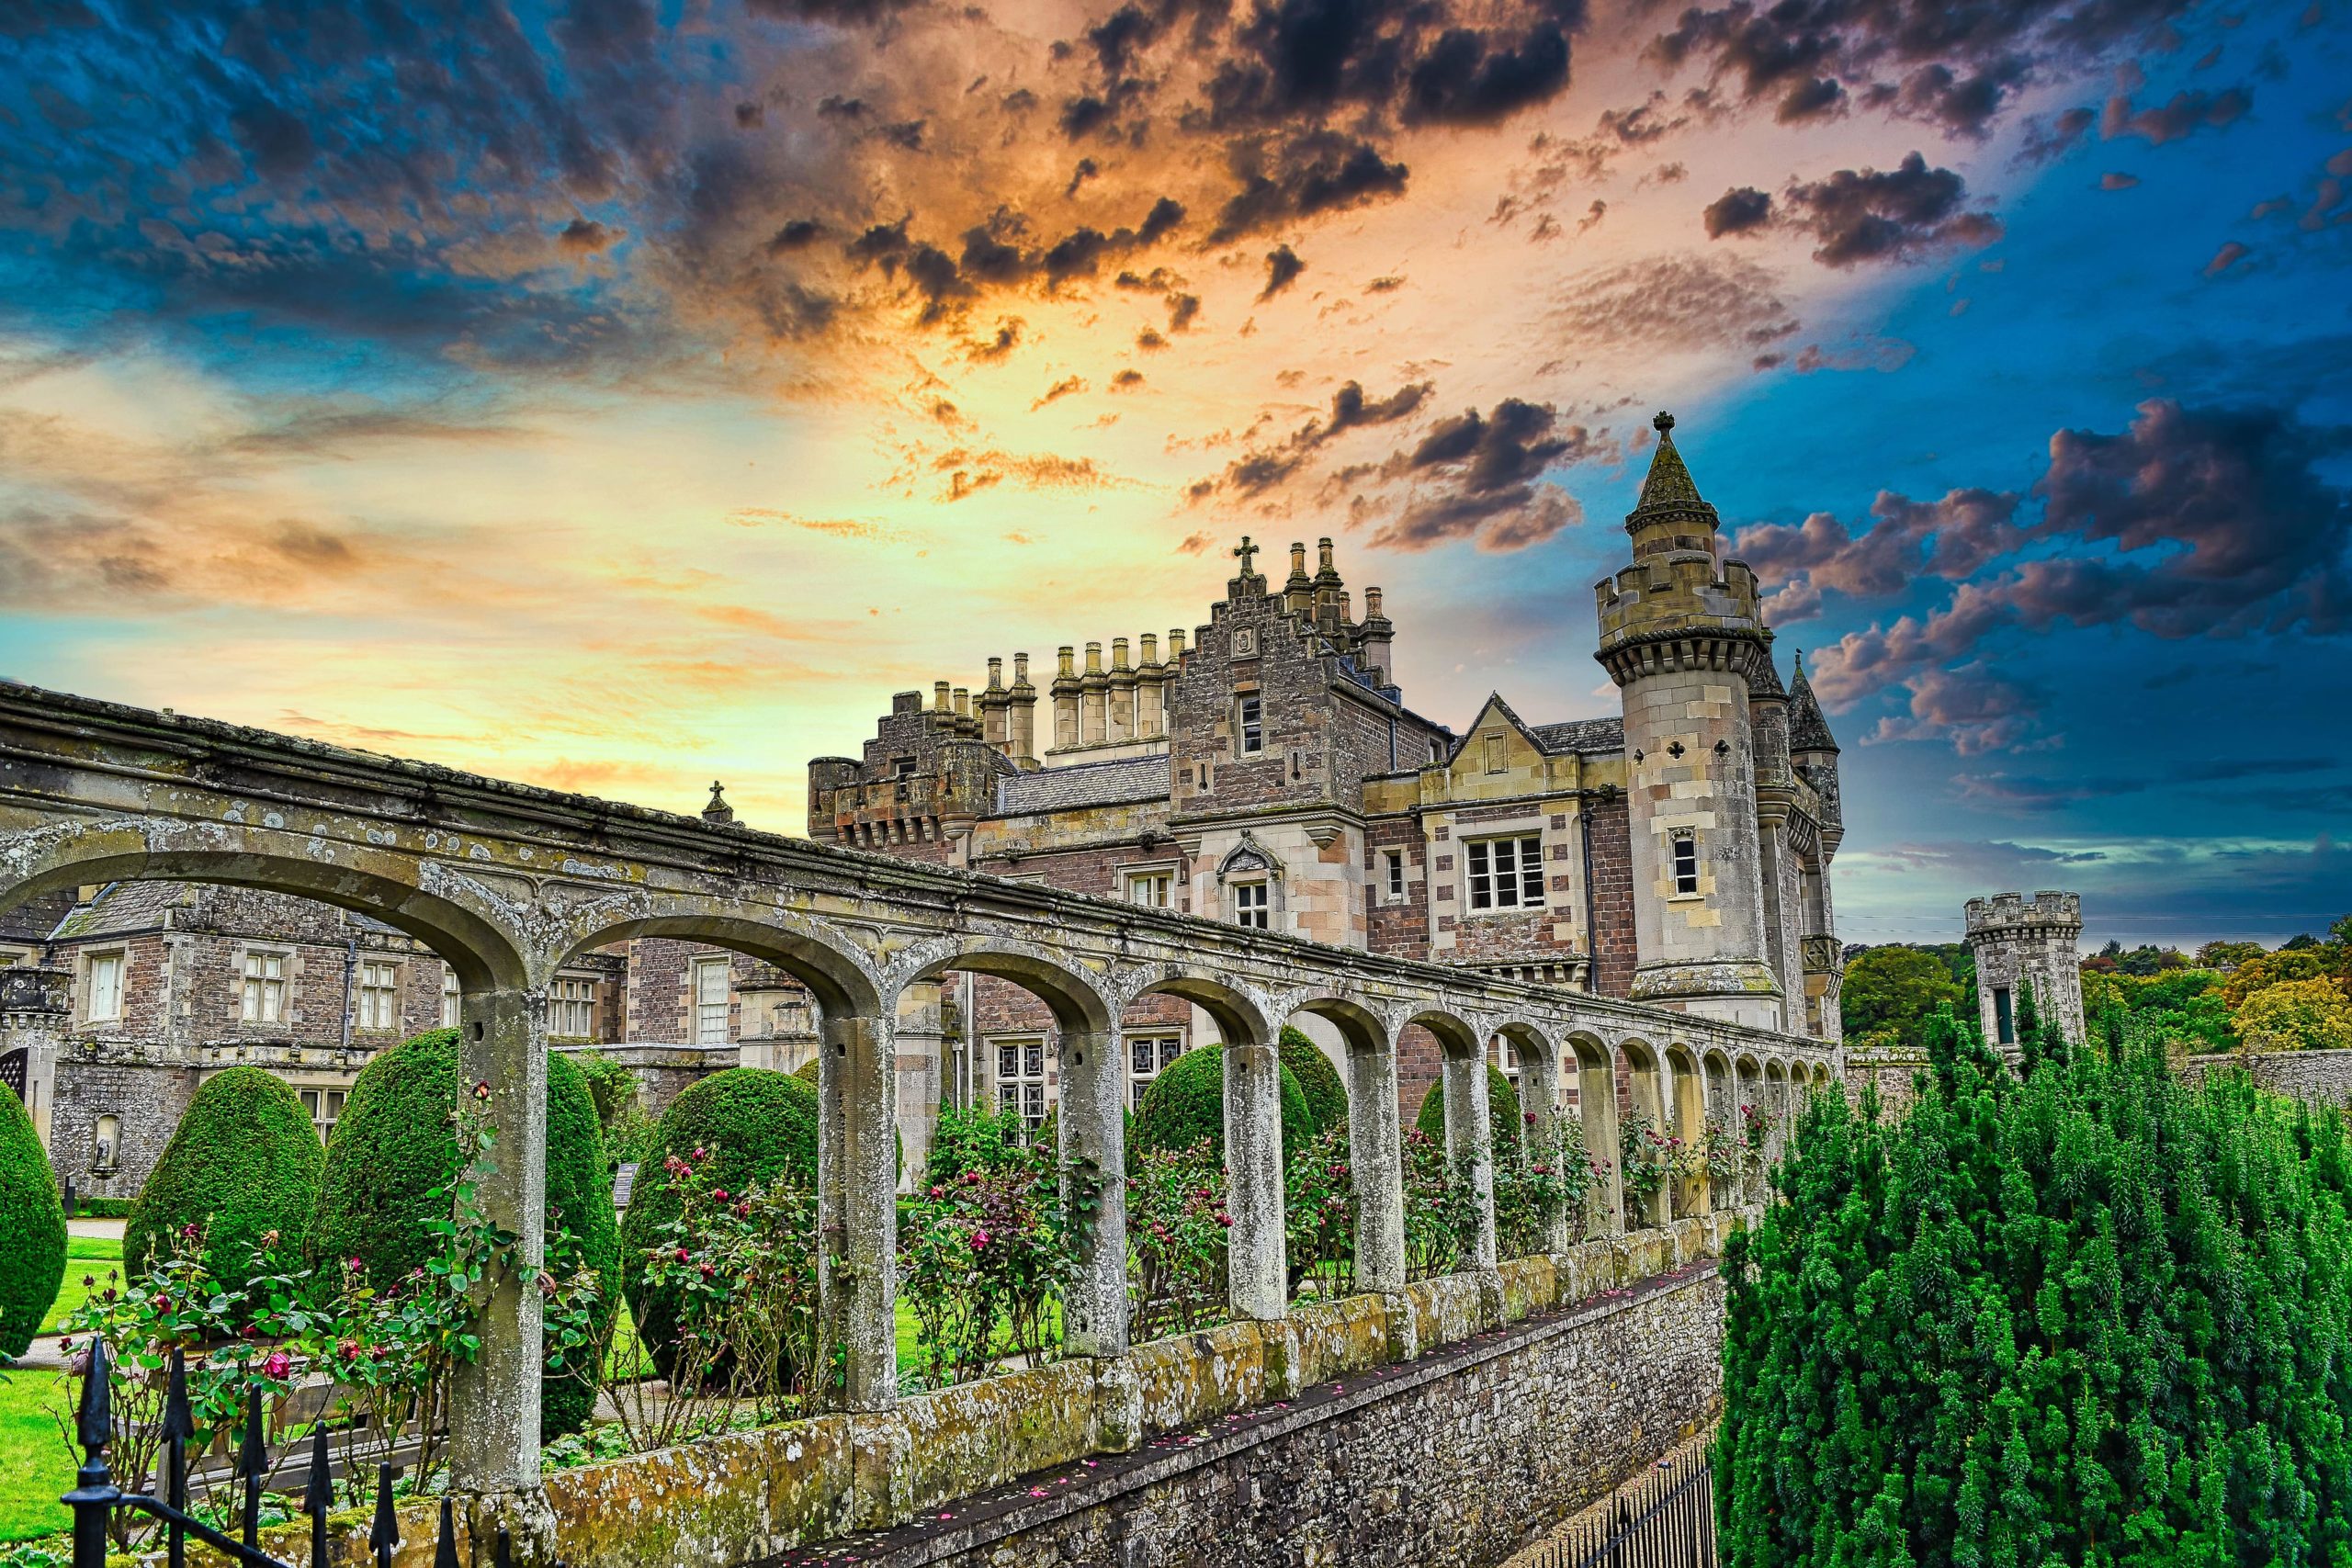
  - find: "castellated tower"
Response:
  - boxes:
[1594,413,1785,1031]
[1964,891,2086,1053]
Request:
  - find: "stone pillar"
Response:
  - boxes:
[1080,642,1108,746]
[1440,1051,1497,1270]
[1056,1028,1129,1358]
[1346,1034,1406,1294]
[893,982,944,1194]
[1519,1045,1572,1254]
[1670,1059,1709,1220]
[1223,1037,1287,1321]
[1009,653,1039,767]
[447,985,553,1547]
[818,1012,899,1411]
[1575,1050,1624,1239]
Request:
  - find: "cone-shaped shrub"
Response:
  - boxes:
[313,1029,617,1438]
[1132,1043,1315,1161]
[1715,1008,2352,1562]
[1277,1026,1349,1134]
[126,1066,320,1292]
[0,1087,65,1358]
[1415,1064,1522,1154]
[618,1067,819,1375]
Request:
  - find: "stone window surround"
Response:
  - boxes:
[1381,849,1408,904]
[234,942,296,1026]
[549,974,600,1040]
[80,947,127,1023]
[1234,692,1264,756]
[1214,834,1285,932]
[1668,830,1702,899]
[1459,822,1550,917]
[989,1032,1050,1132]
[356,955,402,1032]
[1122,860,1182,909]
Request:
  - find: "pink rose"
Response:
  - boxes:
[263,1350,292,1380]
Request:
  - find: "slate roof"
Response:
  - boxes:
[49,881,192,941]
[994,754,1171,816]
[1530,716,1626,756]
[1787,656,1840,753]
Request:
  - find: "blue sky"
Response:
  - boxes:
[0,0,2346,952]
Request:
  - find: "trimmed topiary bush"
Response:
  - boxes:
[0,1086,65,1359]
[1415,1064,1523,1155]
[312,1029,618,1439]
[619,1067,819,1375]
[792,1056,820,1085]
[1132,1044,1316,1162]
[1277,1026,1349,1134]
[126,1066,321,1293]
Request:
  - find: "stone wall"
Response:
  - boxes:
[2180,1049,2352,1108]
[216,1212,1750,1568]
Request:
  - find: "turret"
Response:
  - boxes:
[1594,412,1784,1031]
[1786,652,1843,847]
[1964,892,2086,1053]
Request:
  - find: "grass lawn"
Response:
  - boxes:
[6,1237,117,1542]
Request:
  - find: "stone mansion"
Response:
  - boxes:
[3,414,1846,1196]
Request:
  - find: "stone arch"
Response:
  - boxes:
[1116,964,1274,1049]
[1617,1035,1668,1229]
[1562,1030,1621,1238]
[1733,1054,1765,1202]
[1663,1042,1709,1219]
[0,819,528,989]
[555,905,884,1020]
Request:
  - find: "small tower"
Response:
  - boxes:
[1964,892,2086,1054]
[1594,412,1784,1030]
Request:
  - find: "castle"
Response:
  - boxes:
[3,414,1846,1194]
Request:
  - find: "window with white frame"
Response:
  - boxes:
[1125,867,1174,908]
[1128,1033,1185,1110]
[1384,850,1406,902]
[1489,1035,1524,1098]
[441,969,461,1028]
[1465,834,1544,911]
[692,956,732,1045]
[1232,880,1270,930]
[356,961,399,1031]
[1671,833,1700,897]
[551,976,597,1039]
[1236,694,1263,755]
[241,950,288,1023]
[85,952,124,1022]
[300,1088,346,1142]
[994,1037,1048,1134]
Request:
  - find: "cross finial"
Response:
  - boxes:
[703,781,735,825]
[1232,536,1259,575]
[1653,410,1675,434]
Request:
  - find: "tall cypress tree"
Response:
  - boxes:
[1717,1012,2352,1565]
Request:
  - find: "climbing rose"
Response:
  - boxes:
[263,1350,292,1380]
[473,1080,492,1101]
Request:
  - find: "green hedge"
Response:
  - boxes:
[0,1086,65,1359]
[312,1029,617,1438]
[70,1195,135,1219]
[1415,1064,1522,1154]
[618,1068,819,1378]
[1132,1044,1315,1162]
[1276,1027,1349,1134]
[125,1066,321,1294]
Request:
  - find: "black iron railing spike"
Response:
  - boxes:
[75,1335,112,1450]
[162,1348,194,1442]
[309,1420,334,1568]
[241,1387,265,1551]
[369,1464,401,1568]
[434,1496,461,1568]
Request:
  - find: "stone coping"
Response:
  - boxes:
[145,1210,1756,1568]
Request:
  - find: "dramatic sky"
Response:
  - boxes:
[2,0,2347,951]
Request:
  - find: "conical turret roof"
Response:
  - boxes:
[1787,652,1839,753]
[1624,411,1720,540]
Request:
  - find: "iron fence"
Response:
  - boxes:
[1521,1448,1716,1568]
[59,1336,496,1568]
